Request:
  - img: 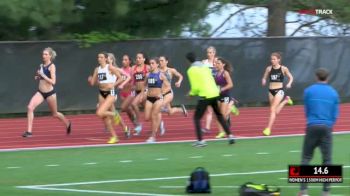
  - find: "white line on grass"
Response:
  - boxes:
[17,167,350,195]
[3,131,349,153]
[189,156,203,159]
[20,186,183,196]
[222,154,235,157]
[45,164,60,167]
[160,185,350,189]
[6,166,21,169]
[18,166,350,188]
[256,152,270,155]
[83,162,97,165]
[155,158,168,161]
[289,150,301,153]
[17,169,289,188]
[119,160,132,163]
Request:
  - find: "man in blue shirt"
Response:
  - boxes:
[299,68,339,196]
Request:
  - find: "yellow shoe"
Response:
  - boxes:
[231,105,240,116]
[215,131,226,139]
[114,111,121,125]
[263,128,271,136]
[285,96,293,106]
[107,136,118,144]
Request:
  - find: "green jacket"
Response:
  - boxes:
[187,61,219,98]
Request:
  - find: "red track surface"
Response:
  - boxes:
[1,104,350,150]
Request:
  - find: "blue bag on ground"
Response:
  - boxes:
[186,167,211,193]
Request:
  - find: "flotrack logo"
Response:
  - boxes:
[298,9,333,15]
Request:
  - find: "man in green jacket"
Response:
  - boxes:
[186,52,235,147]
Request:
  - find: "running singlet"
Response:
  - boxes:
[203,59,217,76]
[97,64,115,84]
[133,65,148,82]
[147,72,162,88]
[269,66,284,83]
[121,66,132,82]
[215,71,229,96]
[163,69,172,83]
[39,63,52,79]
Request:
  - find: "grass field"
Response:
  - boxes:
[0,134,349,196]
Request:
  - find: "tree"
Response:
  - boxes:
[0,0,214,41]
[209,0,350,37]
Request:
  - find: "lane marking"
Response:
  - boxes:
[289,150,301,153]
[6,166,21,169]
[160,185,350,189]
[222,154,235,157]
[18,187,182,196]
[189,156,203,159]
[2,131,350,152]
[16,167,350,195]
[256,152,270,155]
[155,158,168,161]
[119,160,132,163]
[45,164,60,167]
[83,162,97,165]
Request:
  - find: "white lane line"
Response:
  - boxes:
[189,156,203,159]
[45,164,60,167]
[3,131,349,152]
[7,166,21,169]
[160,185,350,189]
[83,162,97,165]
[222,154,235,157]
[18,187,183,196]
[119,160,133,163]
[16,166,350,189]
[155,158,168,161]
[256,152,270,155]
[289,150,301,153]
[17,169,289,188]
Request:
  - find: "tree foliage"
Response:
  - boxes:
[211,0,350,36]
[0,0,213,41]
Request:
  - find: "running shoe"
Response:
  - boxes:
[124,126,131,138]
[133,124,142,135]
[160,121,166,136]
[215,131,226,139]
[285,96,294,106]
[228,135,235,145]
[231,105,240,116]
[192,140,207,147]
[262,128,271,136]
[107,136,119,144]
[114,111,121,125]
[146,137,156,143]
[201,128,211,133]
[181,104,188,117]
[66,121,72,135]
[22,131,32,138]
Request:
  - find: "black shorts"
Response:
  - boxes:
[135,90,142,96]
[219,96,230,103]
[269,88,284,97]
[162,90,173,97]
[38,89,56,100]
[146,96,162,104]
[99,89,116,99]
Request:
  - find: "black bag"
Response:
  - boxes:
[239,182,281,196]
[186,167,211,194]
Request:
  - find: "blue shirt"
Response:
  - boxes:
[304,83,339,128]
